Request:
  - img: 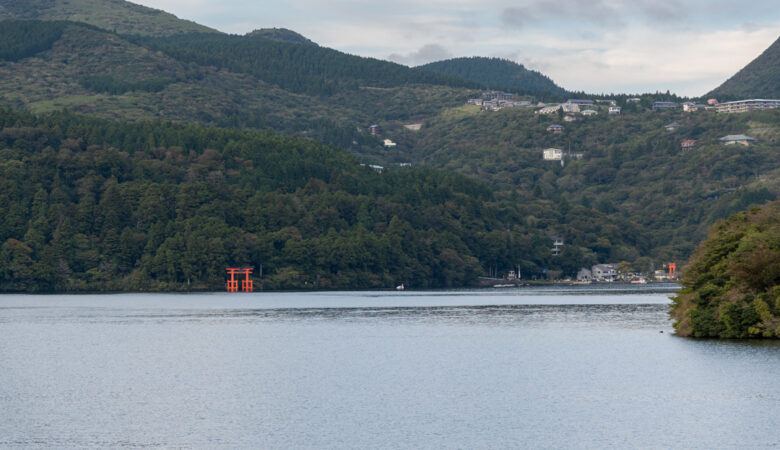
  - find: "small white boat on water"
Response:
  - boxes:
[396,284,404,291]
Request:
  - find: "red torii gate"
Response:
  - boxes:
[226,267,254,292]
[668,262,676,280]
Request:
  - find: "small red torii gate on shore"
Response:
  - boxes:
[226,267,254,292]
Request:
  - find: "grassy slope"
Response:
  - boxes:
[0,0,217,36]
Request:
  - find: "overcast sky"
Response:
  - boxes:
[134,0,778,97]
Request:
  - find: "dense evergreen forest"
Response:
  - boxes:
[0,20,69,61]
[417,57,567,96]
[1,109,642,292]
[396,106,780,262]
[132,33,480,96]
[671,201,780,338]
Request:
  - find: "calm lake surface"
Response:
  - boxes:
[1,284,779,448]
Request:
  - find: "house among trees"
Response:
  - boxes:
[652,101,677,110]
[608,106,621,115]
[567,99,595,106]
[547,124,564,133]
[715,99,780,113]
[368,124,381,135]
[543,148,563,160]
[720,134,757,146]
[561,102,580,113]
[383,139,397,148]
[665,122,680,131]
[563,114,577,122]
[551,237,564,256]
[681,139,696,150]
[581,109,597,116]
[536,104,561,114]
[483,90,514,101]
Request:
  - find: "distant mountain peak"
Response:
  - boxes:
[245,28,317,46]
[417,56,566,96]
[706,36,779,100]
[0,0,218,36]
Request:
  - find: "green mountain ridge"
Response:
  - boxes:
[0,0,217,36]
[0,20,476,156]
[245,28,317,46]
[0,9,777,292]
[707,36,780,100]
[418,57,567,96]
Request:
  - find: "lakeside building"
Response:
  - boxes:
[715,99,780,113]
[577,268,593,281]
[551,237,564,256]
[592,264,617,282]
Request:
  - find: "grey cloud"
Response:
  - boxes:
[501,0,624,29]
[500,0,722,29]
[387,44,453,66]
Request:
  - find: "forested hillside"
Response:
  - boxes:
[707,36,779,100]
[418,57,567,96]
[133,33,479,96]
[0,20,478,157]
[1,109,646,291]
[0,0,217,36]
[0,13,777,292]
[391,105,780,262]
[671,201,780,338]
[245,28,317,46]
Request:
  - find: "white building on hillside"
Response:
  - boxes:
[543,148,563,160]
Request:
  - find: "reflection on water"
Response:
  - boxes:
[1,287,778,449]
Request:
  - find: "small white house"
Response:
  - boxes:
[608,106,621,115]
[543,148,563,160]
[383,139,397,148]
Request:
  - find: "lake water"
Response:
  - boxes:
[1,284,778,448]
